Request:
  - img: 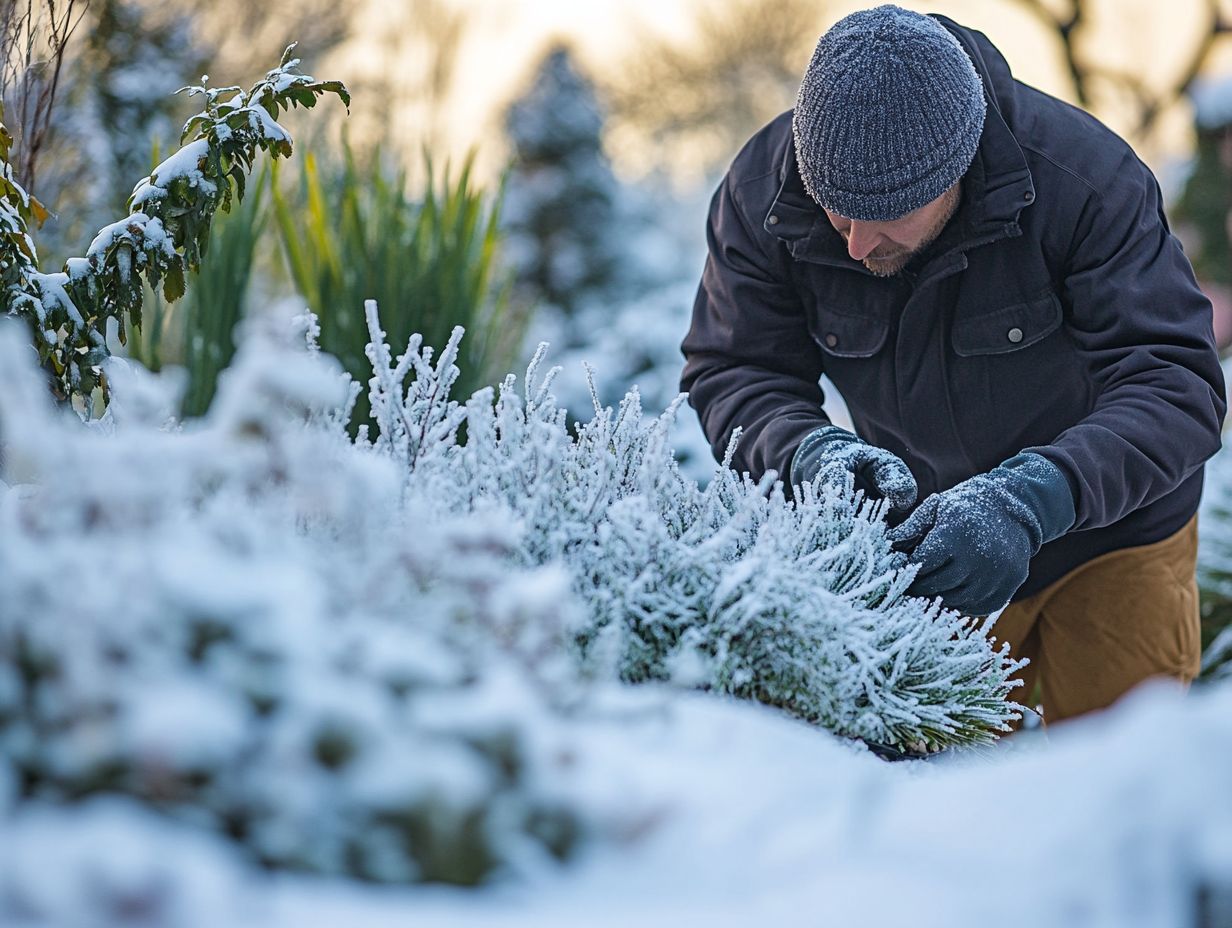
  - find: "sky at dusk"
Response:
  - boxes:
[330,0,1232,187]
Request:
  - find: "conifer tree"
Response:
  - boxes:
[502,45,625,316]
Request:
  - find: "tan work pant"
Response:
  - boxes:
[991,514,1201,727]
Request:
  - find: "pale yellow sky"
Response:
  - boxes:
[328,0,1232,186]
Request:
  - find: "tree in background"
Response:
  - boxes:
[1176,77,1232,290]
[604,0,826,186]
[1009,0,1232,149]
[502,44,626,317]
[501,43,714,476]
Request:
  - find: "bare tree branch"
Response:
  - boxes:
[1003,0,1088,107]
[0,0,88,196]
[605,0,827,182]
[1003,0,1232,146]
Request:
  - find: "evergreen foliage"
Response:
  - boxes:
[355,305,1024,752]
[0,46,347,408]
[502,45,625,315]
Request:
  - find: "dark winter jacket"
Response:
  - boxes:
[681,16,1227,600]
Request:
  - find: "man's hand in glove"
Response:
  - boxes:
[885,452,1076,616]
[791,426,918,515]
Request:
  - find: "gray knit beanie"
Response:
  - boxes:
[792,5,987,221]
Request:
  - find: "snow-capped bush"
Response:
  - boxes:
[7,685,1232,928]
[353,300,1023,751]
[0,315,586,886]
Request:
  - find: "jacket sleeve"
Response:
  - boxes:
[680,173,830,484]
[1026,152,1227,531]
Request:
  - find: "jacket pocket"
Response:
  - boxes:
[952,291,1063,357]
[809,310,889,359]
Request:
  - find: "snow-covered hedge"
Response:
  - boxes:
[0,305,1022,892]
[0,316,585,886]
[6,685,1232,928]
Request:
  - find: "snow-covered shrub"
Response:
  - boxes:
[0,798,255,928]
[6,685,1232,928]
[0,301,1024,898]
[357,302,1023,751]
[0,315,586,886]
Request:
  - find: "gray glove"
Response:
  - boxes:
[790,426,918,513]
[885,452,1076,616]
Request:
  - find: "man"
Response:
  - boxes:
[681,5,1227,725]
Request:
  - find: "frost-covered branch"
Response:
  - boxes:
[354,308,1026,752]
[0,45,348,409]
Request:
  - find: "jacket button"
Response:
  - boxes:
[1007,327,1024,343]
[768,214,780,225]
[825,333,838,348]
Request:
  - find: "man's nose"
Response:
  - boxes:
[846,221,883,261]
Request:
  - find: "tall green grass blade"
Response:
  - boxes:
[179,164,271,417]
[273,141,526,433]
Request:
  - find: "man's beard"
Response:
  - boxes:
[861,184,962,277]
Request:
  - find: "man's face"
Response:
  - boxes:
[823,183,962,277]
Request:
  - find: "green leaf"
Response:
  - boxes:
[162,262,186,302]
[230,167,247,204]
[319,81,351,111]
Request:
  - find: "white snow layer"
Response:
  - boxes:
[4,682,1231,927]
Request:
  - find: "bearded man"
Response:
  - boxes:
[681,4,1227,724]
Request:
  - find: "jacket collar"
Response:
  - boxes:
[764,19,1035,272]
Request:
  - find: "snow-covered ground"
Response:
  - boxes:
[6,681,1231,927]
